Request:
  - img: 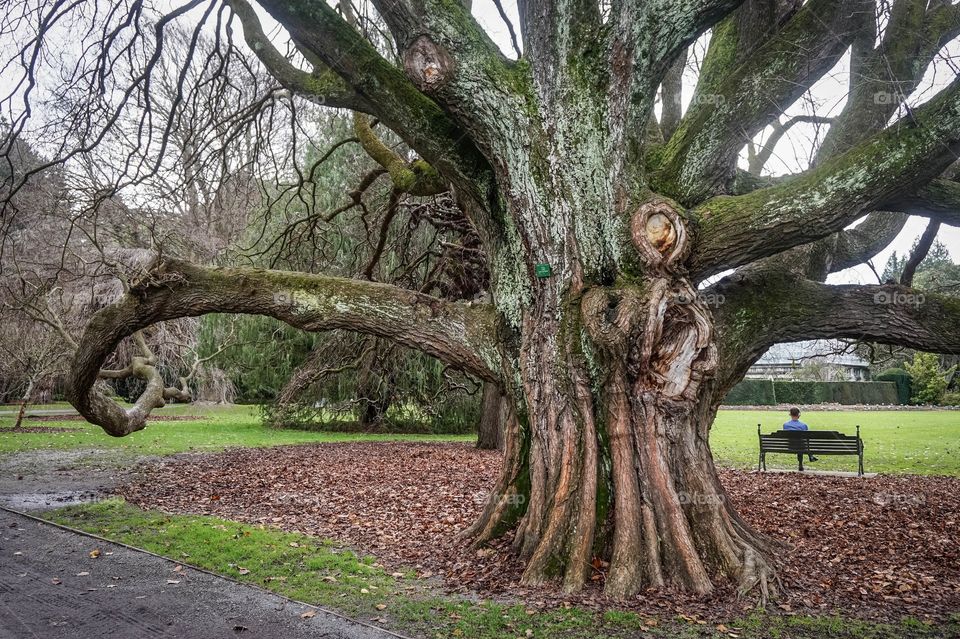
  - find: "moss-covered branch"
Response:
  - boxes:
[352,113,446,196]
[709,271,960,398]
[816,0,960,162]
[828,212,909,276]
[883,178,960,227]
[252,0,493,208]
[226,0,367,111]
[67,259,502,436]
[652,0,862,204]
[689,77,960,279]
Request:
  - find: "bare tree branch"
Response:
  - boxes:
[900,219,942,287]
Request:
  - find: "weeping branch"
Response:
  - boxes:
[67,259,500,436]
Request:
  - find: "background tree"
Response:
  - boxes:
[903,352,956,405]
[3,0,960,602]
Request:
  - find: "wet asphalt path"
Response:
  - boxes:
[0,508,400,639]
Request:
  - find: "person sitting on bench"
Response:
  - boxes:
[783,407,818,462]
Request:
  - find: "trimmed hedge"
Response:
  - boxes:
[723,379,776,405]
[724,380,899,405]
[874,368,912,405]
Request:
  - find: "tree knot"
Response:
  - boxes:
[630,199,690,272]
[403,36,455,92]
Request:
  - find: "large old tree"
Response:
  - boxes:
[5,0,960,600]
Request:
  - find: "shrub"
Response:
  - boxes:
[903,353,956,405]
[941,392,960,407]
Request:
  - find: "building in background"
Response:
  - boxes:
[747,341,871,381]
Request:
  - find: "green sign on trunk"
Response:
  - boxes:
[535,263,552,278]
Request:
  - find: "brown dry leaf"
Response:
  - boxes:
[88,549,101,559]
[300,610,316,619]
[117,442,960,623]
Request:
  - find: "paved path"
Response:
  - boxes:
[0,508,400,639]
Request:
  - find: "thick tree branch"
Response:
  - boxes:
[67,259,501,436]
[610,0,743,170]
[690,77,960,279]
[659,49,686,141]
[653,0,863,204]
[361,0,528,160]
[816,0,960,162]
[711,272,960,394]
[883,178,960,227]
[226,0,368,111]
[829,212,908,275]
[777,281,960,353]
[251,0,493,208]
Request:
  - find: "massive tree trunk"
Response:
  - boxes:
[462,198,781,598]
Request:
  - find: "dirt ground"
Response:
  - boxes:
[0,449,134,511]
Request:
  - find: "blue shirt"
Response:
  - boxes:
[783,419,808,431]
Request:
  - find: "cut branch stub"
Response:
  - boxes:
[403,36,456,91]
[630,200,689,270]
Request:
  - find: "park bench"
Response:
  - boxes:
[757,425,864,476]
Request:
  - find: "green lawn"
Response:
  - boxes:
[0,403,471,457]
[712,410,960,475]
[2,404,957,475]
[46,499,956,639]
